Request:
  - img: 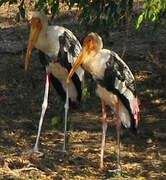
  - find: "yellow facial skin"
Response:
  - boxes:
[66,48,90,84]
[25,17,42,71]
[66,35,94,84]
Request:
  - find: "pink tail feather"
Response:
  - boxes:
[133,97,140,128]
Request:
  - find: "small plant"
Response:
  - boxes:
[136,0,166,29]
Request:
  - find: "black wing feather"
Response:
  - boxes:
[59,30,81,59]
[97,53,137,133]
[57,30,83,102]
[39,50,66,102]
[104,54,136,96]
[38,29,83,103]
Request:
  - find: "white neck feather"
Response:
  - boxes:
[32,12,49,53]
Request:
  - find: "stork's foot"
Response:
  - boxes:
[21,146,43,156]
[62,144,67,153]
[98,164,121,173]
[98,164,104,172]
[98,167,104,172]
[32,145,42,154]
[108,164,121,173]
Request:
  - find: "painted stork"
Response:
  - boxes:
[25,11,84,153]
[66,32,140,171]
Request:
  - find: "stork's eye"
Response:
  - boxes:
[37,19,40,24]
[87,38,91,43]
[30,18,41,26]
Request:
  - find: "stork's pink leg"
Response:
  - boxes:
[63,84,69,152]
[99,100,108,171]
[108,98,121,172]
[115,99,121,171]
[33,73,50,153]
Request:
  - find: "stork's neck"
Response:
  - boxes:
[83,49,109,79]
[35,24,49,54]
[83,38,103,73]
[82,50,98,73]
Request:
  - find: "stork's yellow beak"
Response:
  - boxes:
[25,18,42,71]
[66,48,89,84]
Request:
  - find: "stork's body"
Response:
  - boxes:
[25,11,84,153]
[67,33,140,171]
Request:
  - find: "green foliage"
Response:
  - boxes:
[136,0,166,29]
[103,169,128,179]
[51,115,62,128]
[80,75,99,112]
[17,0,25,20]
[0,0,135,31]
[35,0,60,16]
[74,0,134,33]
[82,87,90,101]
[34,0,135,32]
[0,0,17,6]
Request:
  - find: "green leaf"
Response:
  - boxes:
[136,13,144,29]
[151,14,156,22]
[18,1,25,19]
[148,9,153,19]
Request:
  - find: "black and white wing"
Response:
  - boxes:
[58,30,84,82]
[38,29,85,103]
[97,51,138,131]
[39,50,66,102]
[57,30,85,102]
[104,51,136,96]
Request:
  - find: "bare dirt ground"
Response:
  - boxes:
[0,3,166,180]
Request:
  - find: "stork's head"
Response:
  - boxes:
[25,11,48,71]
[66,32,103,84]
